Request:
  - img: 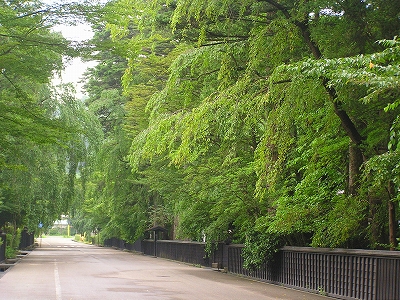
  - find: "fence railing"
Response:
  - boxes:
[103,238,400,300]
[103,237,142,252]
[227,245,400,300]
[147,239,211,266]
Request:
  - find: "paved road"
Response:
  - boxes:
[0,236,331,300]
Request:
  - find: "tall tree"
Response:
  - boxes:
[0,0,104,239]
[82,0,400,262]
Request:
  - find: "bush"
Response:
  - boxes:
[48,227,69,236]
[5,245,17,259]
[5,231,20,259]
[74,234,83,242]
[242,231,283,271]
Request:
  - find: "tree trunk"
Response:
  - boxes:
[348,144,364,195]
[388,200,397,250]
[388,181,398,250]
[369,196,383,248]
[269,0,395,249]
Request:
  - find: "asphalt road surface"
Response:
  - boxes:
[0,236,332,300]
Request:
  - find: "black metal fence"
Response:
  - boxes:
[104,239,400,300]
[103,237,142,252]
[228,245,400,300]
[146,240,211,266]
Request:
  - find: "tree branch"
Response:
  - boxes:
[272,79,292,84]
[264,0,363,145]
[181,69,220,81]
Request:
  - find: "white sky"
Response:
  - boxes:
[43,0,107,99]
[51,23,97,99]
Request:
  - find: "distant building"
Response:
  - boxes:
[52,215,69,229]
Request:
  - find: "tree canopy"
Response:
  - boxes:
[0,0,102,238]
[79,0,399,260]
[2,0,400,266]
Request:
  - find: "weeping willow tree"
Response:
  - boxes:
[0,0,104,253]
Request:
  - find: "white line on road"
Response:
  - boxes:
[54,260,62,300]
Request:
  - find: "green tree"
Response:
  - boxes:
[0,0,104,244]
[80,0,400,266]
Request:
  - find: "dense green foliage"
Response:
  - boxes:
[80,0,400,260]
[0,0,102,251]
[75,0,400,267]
[2,0,400,268]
